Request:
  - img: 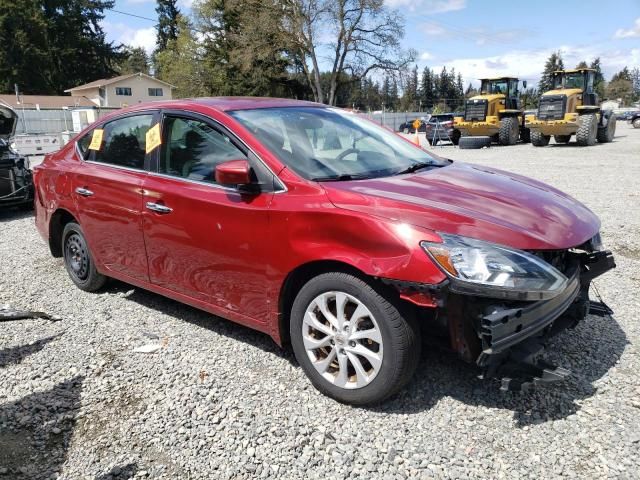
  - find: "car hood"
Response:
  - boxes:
[0,105,18,140]
[323,162,600,250]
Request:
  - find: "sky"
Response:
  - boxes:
[102,0,640,88]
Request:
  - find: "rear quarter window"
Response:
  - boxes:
[77,131,92,157]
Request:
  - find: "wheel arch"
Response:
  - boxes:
[276,260,396,347]
[49,208,78,257]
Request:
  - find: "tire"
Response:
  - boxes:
[290,272,420,405]
[576,113,597,146]
[531,130,550,147]
[633,118,640,128]
[458,136,492,149]
[62,222,107,292]
[498,117,519,145]
[451,129,461,146]
[597,115,616,143]
[520,127,531,143]
[554,135,571,144]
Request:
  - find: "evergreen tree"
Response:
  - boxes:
[0,0,122,94]
[156,0,180,52]
[420,66,434,109]
[576,60,589,69]
[538,51,564,93]
[590,57,605,99]
[116,47,150,75]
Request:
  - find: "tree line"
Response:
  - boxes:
[1,0,638,112]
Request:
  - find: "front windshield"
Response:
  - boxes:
[229,107,445,181]
[553,73,585,90]
[481,79,508,95]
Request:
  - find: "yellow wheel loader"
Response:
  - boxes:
[526,68,616,147]
[454,77,530,146]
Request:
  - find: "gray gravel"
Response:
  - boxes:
[1,123,639,479]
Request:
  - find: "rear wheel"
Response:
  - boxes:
[597,115,616,143]
[554,135,571,144]
[62,222,107,292]
[290,273,420,405]
[498,117,519,145]
[633,118,640,128]
[576,113,597,146]
[531,131,550,146]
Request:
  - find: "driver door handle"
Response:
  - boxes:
[146,202,173,214]
[75,187,94,197]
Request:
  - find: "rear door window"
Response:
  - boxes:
[93,114,154,170]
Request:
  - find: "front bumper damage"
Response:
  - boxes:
[391,249,616,392]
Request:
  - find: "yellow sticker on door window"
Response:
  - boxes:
[88,129,104,150]
[145,123,162,153]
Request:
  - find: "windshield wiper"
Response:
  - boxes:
[311,173,371,182]
[393,161,438,176]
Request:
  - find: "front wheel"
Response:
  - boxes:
[290,273,420,405]
[633,118,640,128]
[62,222,107,292]
[531,130,550,146]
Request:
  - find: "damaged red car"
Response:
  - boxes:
[33,98,615,405]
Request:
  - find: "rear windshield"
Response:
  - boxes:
[429,115,453,123]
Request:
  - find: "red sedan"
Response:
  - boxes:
[33,98,615,404]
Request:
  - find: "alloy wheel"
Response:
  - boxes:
[302,291,383,389]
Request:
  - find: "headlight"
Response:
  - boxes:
[421,234,568,300]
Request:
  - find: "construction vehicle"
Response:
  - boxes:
[454,77,530,146]
[526,68,616,146]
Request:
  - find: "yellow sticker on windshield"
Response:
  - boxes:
[88,129,104,150]
[145,123,161,153]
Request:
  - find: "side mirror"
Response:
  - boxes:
[215,159,253,187]
[522,80,527,89]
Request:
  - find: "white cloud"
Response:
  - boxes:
[385,0,466,14]
[614,17,640,38]
[125,0,154,4]
[103,22,157,54]
[421,22,447,36]
[426,45,640,88]
[419,51,434,61]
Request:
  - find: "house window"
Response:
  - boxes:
[148,88,164,97]
[115,87,132,96]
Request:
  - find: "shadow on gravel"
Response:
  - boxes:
[94,462,139,480]
[0,334,63,368]
[103,281,295,365]
[0,208,33,223]
[0,376,83,479]
[374,314,628,427]
[100,283,627,428]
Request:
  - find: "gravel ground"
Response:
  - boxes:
[1,123,639,480]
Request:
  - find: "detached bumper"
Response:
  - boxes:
[474,250,616,390]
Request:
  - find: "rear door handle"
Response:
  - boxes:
[75,187,94,197]
[146,202,173,214]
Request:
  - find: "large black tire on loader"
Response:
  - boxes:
[498,116,519,145]
[597,114,616,143]
[531,130,550,147]
[576,113,598,146]
[554,135,571,144]
[459,136,492,149]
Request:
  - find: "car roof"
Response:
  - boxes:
[116,97,324,114]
